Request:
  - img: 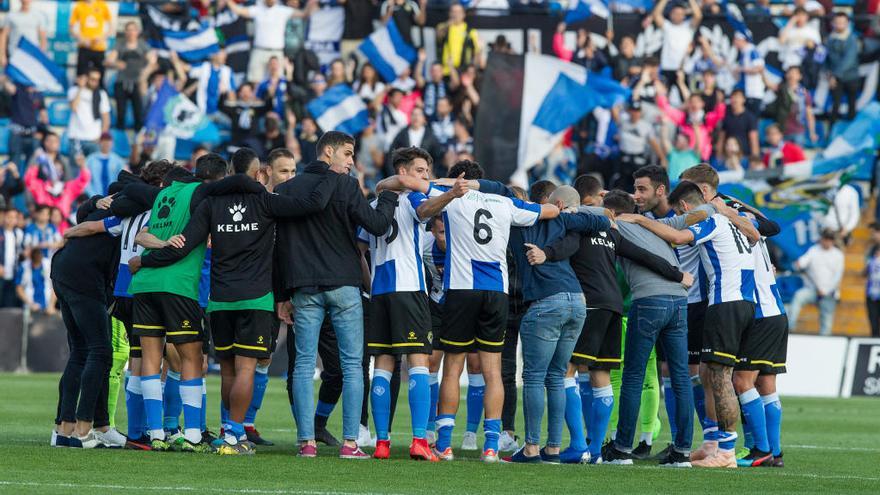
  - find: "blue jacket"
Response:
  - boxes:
[825,32,859,82]
[510,212,610,302]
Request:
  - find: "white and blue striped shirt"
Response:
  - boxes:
[688,213,756,306]
[753,237,785,319]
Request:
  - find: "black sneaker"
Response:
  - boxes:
[125,435,152,451]
[736,447,773,467]
[601,443,634,465]
[763,451,784,468]
[315,427,341,447]
[245,426,274,446]
[651,443,673,461]
[201,430,218,445]
[539,447,561,464]
[631,441,652,460]
[658,449,692,467]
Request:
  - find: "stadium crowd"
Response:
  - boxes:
[0,0,877,469]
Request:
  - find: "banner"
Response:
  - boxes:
[842,338,880,398]
[145,81,221,143]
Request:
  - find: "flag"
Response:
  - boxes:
[475,53,629,185]
[160,25,220,63]
[145,81,220,143]
[722,0,752,40]
[358,23,416,82]
[141,4,218,64]
[306,84,369,135]
[212,7,250,78]
[565,0,609,24]
[5,37,66,94]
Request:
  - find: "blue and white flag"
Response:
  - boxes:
[5,37,66,94]
[158,24,219,63]
[307,84,369,135]
[358,23,416,82]
[145,81,220,143]
[565,0,609,24]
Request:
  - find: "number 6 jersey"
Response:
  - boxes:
[428,185,540,294]
[687,213,757,306]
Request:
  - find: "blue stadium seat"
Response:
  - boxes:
[48,100,71,127]
[119,1,139,16]
[59,132,70,156]
[111,129,131,158]
[0,118,9,128]
[0,125,9,155]
[174,139,199,161]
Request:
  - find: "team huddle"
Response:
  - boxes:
[48,131,787,468]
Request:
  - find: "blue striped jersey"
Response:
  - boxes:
[687,213,756,306]
[420,231,445,304]
[104,212,151,298]
[753,237,785,319]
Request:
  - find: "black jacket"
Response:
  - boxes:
[384,126,446,178]
[275,161,397,292]
[141,173,336,304]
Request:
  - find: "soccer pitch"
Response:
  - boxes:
[0,374,877,495]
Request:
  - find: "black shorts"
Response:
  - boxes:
[270,315,280,354]
[112,297,140,358]
[210,309,275,359]
[701,301,756,366]
[735,314,789,375]
[687,300,708,365]
[430,299,444,343]
[368,292,432,356]
[439,290,508,353]
[132,292,205,345]
[571,308,622,370]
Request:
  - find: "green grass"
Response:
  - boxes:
[0,373,877,494]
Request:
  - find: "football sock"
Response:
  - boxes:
[408,367,430,439]
[762,393,783,456]
[739,388,768,452]
[108,353,128,429]
[224,419,245,444]
[589,385,614,457]
[436,414,455,452]
[427,373,439,432]
[125,375,145,439]
[141,374,164,441]
[564,377,588,451]
[742,409,755,450]
[200,380,207,432]
[220,401,229,431]
[163,370,182,431]
[180,378,203,444]
[483,418,501,452]
[717,430,738,452]
[662,377,678,441]
[691,375,709,430]
[370,369,392,441]
[465,373,485,434]
[315,399,336,431]
[245,364,269,427]
[578,373,592,439]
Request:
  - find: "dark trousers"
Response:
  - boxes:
[868,298,880,338]
[830,78,861,125]
[501,311,522,432]
[114,81,144,131]
[76,48,105,81]
[8,132,37,173]
[54,282,111,425]
[746,98,763,117]
[0,279,18,308]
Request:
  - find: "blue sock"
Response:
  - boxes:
[125,376,145,439]
[564,378,588,451]
[141,374,164,440]
[702,418,718,442]
[370,369,392,441]
[224,419,245,443]
[717,430,738,452]
[691,375,709,430]
[200,381,207,432]
[577,373,592,440]
[315,399,336,419]
[762,393,783,456]
[408,366,430,439]
[221,401,229,432]
[739,388,768,453]
[436,414,455,451]
[180,378,203,444]
[662,377,678,441]
[245,365,269,426]
[588,385,614,457]
[163,371,182,431]
[743,408,755,450]
[484,418,501,452]
[427,373,439,432]
[465,373,485,434]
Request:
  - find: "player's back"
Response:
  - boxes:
[360,191,427,296]
[441,189,540,293]
[753,238,785,319]
[691,213,756,305]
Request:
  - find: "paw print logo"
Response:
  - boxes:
[157,196,175,219]
[229,203,247,222]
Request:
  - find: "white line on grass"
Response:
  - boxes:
[0,481,408,495]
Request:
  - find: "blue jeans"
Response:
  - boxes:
[291,286,364,442]
[787,287,837,336]
[615,296,693,453]
[519,292,586,447]
[8,132,37,169]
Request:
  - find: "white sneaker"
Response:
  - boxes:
[461,431,478,451]
[95,428,127,448]
[425,430,436,446]
[498,432,519,453]
[356,424,375,448]
[71,430,101,449]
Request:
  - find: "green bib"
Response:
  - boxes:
[129,181,206,300]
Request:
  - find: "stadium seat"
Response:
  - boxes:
[174,139,199,161]
[48,100,71,128]
[59,132,70,156]
[119,1,139,16]
[112,129,132,158]
[0,125,9,155]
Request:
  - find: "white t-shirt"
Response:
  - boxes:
[407,126,426,148]
[753,238,785,319]
[248,3,296,50]
[0,10,48,53]
[427,185,541,293]
[67,86,111,141]
[2,228,22,281]
[688,213,757,305]
[660,21,695,71]
[797,244,845,298]
[782,22,822,68]
[739,44,765,100]
[822,184,860,234]
[358,191,429,296]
